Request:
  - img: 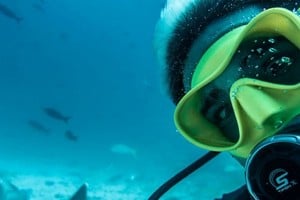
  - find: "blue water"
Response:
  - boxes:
[0,0,245,199]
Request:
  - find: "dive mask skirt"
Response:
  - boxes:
[174,8,300,158]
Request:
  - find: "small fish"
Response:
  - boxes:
[65,130,78,142]
[28,120,50,134]
[43,107,71,123]
[110,144,137,158]
[0,3,23,23]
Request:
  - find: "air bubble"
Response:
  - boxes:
[231,93,237,99]
[281,56,292,64]
[268,38,275,43]
[256,48,263,54]
[294,7,300,15]
[231,88,239,99]
[274,120,284,129]
[268,48,278,53]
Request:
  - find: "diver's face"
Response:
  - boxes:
[201,36,300,145]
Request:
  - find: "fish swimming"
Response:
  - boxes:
[43,107,71,123]
[110,144,137,158]
[0,3,22,23]
[65,130,78,142]
[28,120,50,134]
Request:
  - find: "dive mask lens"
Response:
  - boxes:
[201,35,300,144]
[245,134,300,200]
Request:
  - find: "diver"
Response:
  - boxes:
[151,0,300,199]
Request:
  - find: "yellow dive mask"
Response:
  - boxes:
[174,8,300,158]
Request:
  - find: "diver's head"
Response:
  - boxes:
[154,0,300,199]
[155,0,300,159]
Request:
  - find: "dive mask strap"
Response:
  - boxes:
[148,151,220,200]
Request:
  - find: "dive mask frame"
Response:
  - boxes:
[174,7,300,158]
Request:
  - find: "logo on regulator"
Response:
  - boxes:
[269,168,298,192]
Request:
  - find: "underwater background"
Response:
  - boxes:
[0,0,245,199]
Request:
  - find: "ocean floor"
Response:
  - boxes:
[0,158,145,200]
[0,152,245,200]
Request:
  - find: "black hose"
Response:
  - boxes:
[148,151,220,200]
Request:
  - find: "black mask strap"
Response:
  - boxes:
[148,151,220,200]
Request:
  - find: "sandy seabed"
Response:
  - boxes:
[0,153,245,200]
